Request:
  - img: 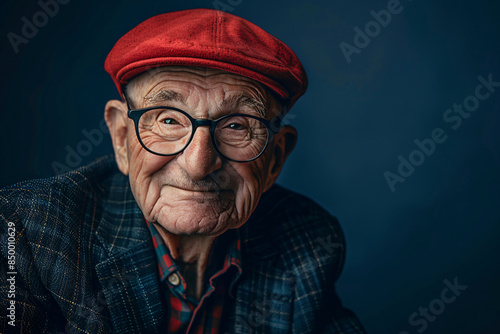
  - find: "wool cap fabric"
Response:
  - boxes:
[104,9,308,108]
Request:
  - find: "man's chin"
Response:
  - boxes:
[147,192,239,235]
[155,214,231,236]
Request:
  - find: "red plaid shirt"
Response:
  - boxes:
[145,220,242,333]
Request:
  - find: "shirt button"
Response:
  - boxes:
[168,273,180,286]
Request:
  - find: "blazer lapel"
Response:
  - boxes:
[95,242,164,333]
[93,172,164,333]
[230,262,294,333]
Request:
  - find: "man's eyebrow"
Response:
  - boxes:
[221,94,267,117]
[143,90,186,105]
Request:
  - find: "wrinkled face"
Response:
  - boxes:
[106,67,296,237]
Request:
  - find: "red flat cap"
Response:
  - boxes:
[104,9,307,108]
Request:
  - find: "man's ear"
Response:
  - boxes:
[264,125,298,192]
[104,99,130,175]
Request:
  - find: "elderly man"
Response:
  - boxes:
[0,9,365,334]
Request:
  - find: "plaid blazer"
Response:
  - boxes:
[0,155,365,334]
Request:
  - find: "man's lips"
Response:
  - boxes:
[167,185,234,201]
[169,184,229,193]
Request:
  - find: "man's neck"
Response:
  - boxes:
[153,222,216,300]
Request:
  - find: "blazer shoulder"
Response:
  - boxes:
[254,184,344,239]
[0,155,120,244]
[1,155,117,213]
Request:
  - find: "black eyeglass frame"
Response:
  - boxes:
[127,105,283,163]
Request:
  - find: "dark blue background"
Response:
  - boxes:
[1,0,499,333]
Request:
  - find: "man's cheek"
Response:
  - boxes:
[245,164,268,192]
[132,155,174,178]
[234,181,258,216]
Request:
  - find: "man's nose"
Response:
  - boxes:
[179,126,223,181]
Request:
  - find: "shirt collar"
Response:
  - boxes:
[144,219,242,290]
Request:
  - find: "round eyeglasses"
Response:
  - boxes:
[127,106,281,162]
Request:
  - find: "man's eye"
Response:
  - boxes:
[162,118,179,125]
[227,123,245,130]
